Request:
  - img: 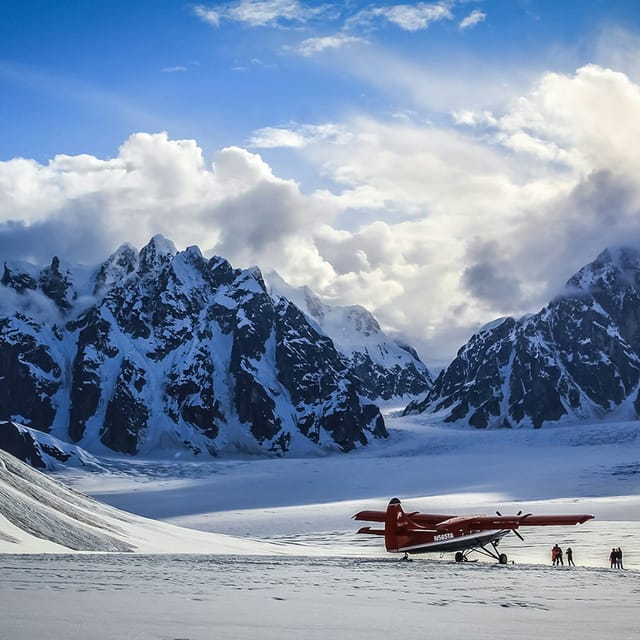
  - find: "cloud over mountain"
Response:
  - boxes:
[2,64,640,367]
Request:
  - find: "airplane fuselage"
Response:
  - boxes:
[393,529,510,554]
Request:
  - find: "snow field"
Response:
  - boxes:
[1,554,638,640]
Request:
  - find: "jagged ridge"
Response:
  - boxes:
[266,272,432,401]
[0,236,390,457]
[405,247,640,428]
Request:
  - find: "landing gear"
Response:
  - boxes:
[454,539,510,564]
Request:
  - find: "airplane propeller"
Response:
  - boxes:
[496,510,525,541]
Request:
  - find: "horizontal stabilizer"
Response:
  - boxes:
[356,527,385,536]
[353,510,386,522]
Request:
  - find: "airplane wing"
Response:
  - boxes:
[408,513,458,527]
[354,508,593,529]
[518,514,594,526]
[354,510,455,526]
[432,513,594,532]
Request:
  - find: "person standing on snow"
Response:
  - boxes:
[566,547,575,566]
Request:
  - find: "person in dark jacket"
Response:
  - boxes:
[566,547,575,566]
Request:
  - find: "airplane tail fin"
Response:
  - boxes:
[354,498,433,553]
[384,497,404,552]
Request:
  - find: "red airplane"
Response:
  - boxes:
[354,498,594,564]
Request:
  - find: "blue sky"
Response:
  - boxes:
[2,1,640,367]
[4,1,639,163]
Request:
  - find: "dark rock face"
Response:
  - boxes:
[275,298,386,451]
[101,358,149,454]
[0,421,71,468]
[68,308,119,442]
[39,256,77,312]
[0,321,62,431]
[1,264,37,292]
[405,247,640,428]
[0,236,390,458]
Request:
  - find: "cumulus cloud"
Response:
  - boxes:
[0,132,333,268]
[460,240,523,309]
[273,65,640,363]
[2,65,640,369]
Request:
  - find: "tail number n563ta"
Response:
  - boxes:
[434,533,454,542]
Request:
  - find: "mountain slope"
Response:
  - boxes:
[0,236,388,457]
[0,448,288,554]
[267,272,432,400]
[405,247,640,428]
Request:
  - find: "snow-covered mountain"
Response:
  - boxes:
[405,247,640,428]
[266,272,432,401]
[0,236,390,458]
[0,420,100,470]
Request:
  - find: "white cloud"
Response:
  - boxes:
[249,123,352,148]
[193,5,220,26]
[248,127,307,148]
[3,66,640,368]
[452,109,497,127]
[0,132,333,266]
[194,1,461,33]
[272,65,640,363]
[192,0,327,28]
[459,9,486,30]
[161,66,188,73]
[464,65,640,176]
[350,2,453,32]
[295,34,367,57]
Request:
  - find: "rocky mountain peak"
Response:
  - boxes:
[567,246,640,296]
[138,234,177,274]
[405,246,640,429]
[0,237,413,460]
[38,256,76,312]
[1,262,38,293]
[266,270,432,400]
[94,243,139,294]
